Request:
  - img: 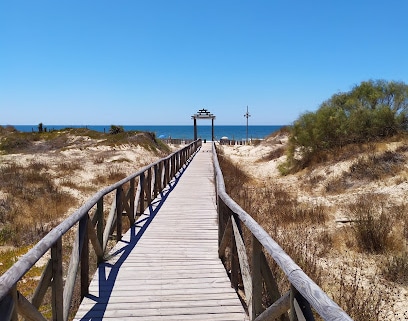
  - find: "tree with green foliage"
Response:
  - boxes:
[284,80,408,172]
[109,125,125,135]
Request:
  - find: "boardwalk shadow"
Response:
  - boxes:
[75,150,199,320]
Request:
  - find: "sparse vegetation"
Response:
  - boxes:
[0,125,171,261]
[0,126,170,154]
[218,128,408,319]
[0,161,76,245]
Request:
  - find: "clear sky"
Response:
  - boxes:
[1,1,407,126]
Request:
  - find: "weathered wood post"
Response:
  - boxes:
[96,197,104,263]
[153,164,159,198]
[11,286,17,321]
[146,168,152,204]
[116,187,123,241]
[252,235,263,320]
[129,178,135,225]
[139,173,145,215]
[80,215,89,299]
[290,284,314,321]
[230,215,239,291]
[165,158,171,186]
[51,238,63,321]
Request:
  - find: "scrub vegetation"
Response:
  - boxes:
[219,80,408,320]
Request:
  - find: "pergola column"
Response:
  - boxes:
[211,118,214,141]
[194,118,197,140]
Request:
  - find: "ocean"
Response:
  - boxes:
[10,125,284,141]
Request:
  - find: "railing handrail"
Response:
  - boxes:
[212,142,353,321]
[0,140,201,303]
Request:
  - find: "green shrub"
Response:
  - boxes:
[285,80,408,172]
[109,125,125,135]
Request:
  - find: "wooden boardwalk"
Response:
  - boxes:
[74,143,247,321]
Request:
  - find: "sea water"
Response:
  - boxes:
[9,125,284,141]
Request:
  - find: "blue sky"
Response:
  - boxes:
[1,1,407,126]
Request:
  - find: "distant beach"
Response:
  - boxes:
[10,125,284,141]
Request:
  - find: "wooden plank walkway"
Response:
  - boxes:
[74,143,248,321]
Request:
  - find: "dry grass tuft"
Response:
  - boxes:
[349,151,405,181]
[382,253,408,285]
[347,193,395,253]
[325,149,406,194]
[257,146,286,162]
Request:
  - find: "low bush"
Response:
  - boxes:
[382,253,408,285]
[258,146,286,162]
[109,125,125,135]
[348,194,393,253]
[349,151,405,181]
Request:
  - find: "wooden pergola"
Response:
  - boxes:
[191,108,216,141]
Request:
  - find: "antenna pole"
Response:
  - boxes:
[244,106,251,144]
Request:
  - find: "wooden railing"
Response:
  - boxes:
[213,143,353,321]
[0,140,201,321]
[161,138,195,145]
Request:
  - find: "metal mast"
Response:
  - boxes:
[244,106,251,144]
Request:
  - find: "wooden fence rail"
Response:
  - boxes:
[212,143,353,321]
[0,140,201,321]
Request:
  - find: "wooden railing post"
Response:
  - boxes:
[290,284,314,321]
[172,154,176,178]
[181,149,185,168]
[252,235,263,320]
[10,286,17,321]
[139,172,145,214]
[159,162,164,191]
[230,214,239,291]
[51,238,63,321]
[164,159,170,186]
[153,164,159,198]
[116,187,123,241]
[80,214,89,299]
[96,197,104,263]
[217,197,223,246]
[146,168,152,204]
[129,178,135,225]
[171,153,177,177]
